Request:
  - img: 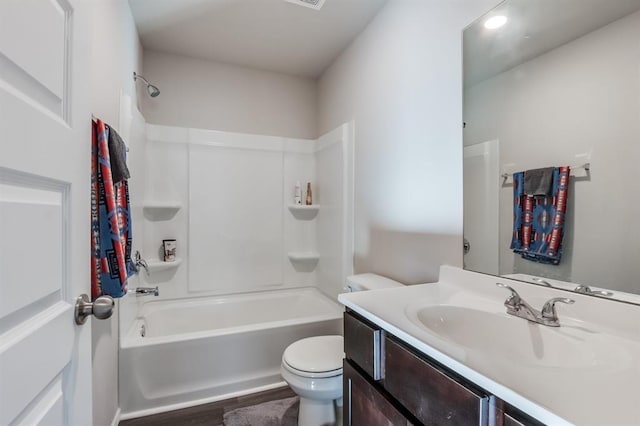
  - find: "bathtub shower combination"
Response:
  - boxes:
[120,288,343,417]
[118,114,353,419]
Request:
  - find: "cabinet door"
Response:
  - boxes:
[344,361,413,426]
[385,336,489,425]
[503,413,527,426]
[344,311,383,379]
[489,396,544,426]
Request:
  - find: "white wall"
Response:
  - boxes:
[464,11,640,293]
[318,0,499,284]
[88,1,143,425]
[140,50,318,139]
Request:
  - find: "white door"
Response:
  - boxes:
[463,140,500,275]
[0,1,93,424]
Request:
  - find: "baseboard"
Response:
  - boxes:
[110,408,122,426]
[120,381,288,421]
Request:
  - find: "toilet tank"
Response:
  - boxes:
[345,273,404,292]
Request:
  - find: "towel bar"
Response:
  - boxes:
[501,163,590,181]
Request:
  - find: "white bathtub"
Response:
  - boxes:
[119,287,344,419]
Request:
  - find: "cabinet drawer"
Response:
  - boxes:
[384,336,488,425]
[344,361,413,426]
[344,311,382,380]
[504,413,527,426]
[490,396,543,426]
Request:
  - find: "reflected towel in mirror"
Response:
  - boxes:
[510,166,570,265]
[524,167,554,195]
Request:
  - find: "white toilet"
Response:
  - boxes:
[280,273,404,426]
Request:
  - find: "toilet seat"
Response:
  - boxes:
[282,360,342,378]
[282,335,343,378]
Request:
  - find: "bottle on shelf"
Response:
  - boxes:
[294,181,302,205]
[305,182,312,205]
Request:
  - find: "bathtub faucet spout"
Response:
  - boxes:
[135,286,159,297]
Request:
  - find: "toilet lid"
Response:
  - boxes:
[283,335,344,374]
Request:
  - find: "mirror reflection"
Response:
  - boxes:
[463,0,640,303]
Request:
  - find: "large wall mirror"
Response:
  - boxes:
[463,0,640,303]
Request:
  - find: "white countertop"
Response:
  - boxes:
[338,266,640,426]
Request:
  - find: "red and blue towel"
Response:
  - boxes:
[510,166,570,265]
[91,119,134,299]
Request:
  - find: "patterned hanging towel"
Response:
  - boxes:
[510,166,570,265]
[91,119,135,299]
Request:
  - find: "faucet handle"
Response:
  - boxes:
[135,286,159,297]
[574,285,613,297]
[541,297,575,321]
[134,250,149,276]
[496,282,522,308]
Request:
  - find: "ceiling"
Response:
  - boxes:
[129,0,387,78]
[464,0,640,87]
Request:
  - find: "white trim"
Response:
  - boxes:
[119,382,288,421]
[146,124,189,144]
[109,408,121,426]
[145,123,349,154]
[189,128,285,151]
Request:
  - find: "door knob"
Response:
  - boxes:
[74,294,114,325]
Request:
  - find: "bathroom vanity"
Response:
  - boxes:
[343,310,537,425]
[338,266,640,425]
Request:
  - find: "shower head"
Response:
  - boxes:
[133,72,160,97]
[147,84,160,98]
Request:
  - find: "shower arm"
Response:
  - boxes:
[133,72,150,85]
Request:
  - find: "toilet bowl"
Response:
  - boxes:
[280,274,404,426]
[281,335,344,426]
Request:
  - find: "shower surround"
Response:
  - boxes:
[119,119,353,418]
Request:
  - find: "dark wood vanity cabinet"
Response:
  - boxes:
[343,310,540,426]
[490,396,543,426]
[344,309,413,425]
[344,361,413,425]
[384,336,487,425]
[501,412,528,426]
[344,307,382,380]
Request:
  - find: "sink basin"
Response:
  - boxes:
[406,304,625,369]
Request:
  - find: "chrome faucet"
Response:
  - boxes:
[134,250,149,276]
[531,277,552,287]
[497,282,539,322]
[496,283,574,327]
[135,286,159,297]
[574,285,613,297]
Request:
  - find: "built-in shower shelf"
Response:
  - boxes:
[287,252,320,262]
[288,204,319,220]
[288,204,319,211]
[143,202,182,221]
[146,257,183,273]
